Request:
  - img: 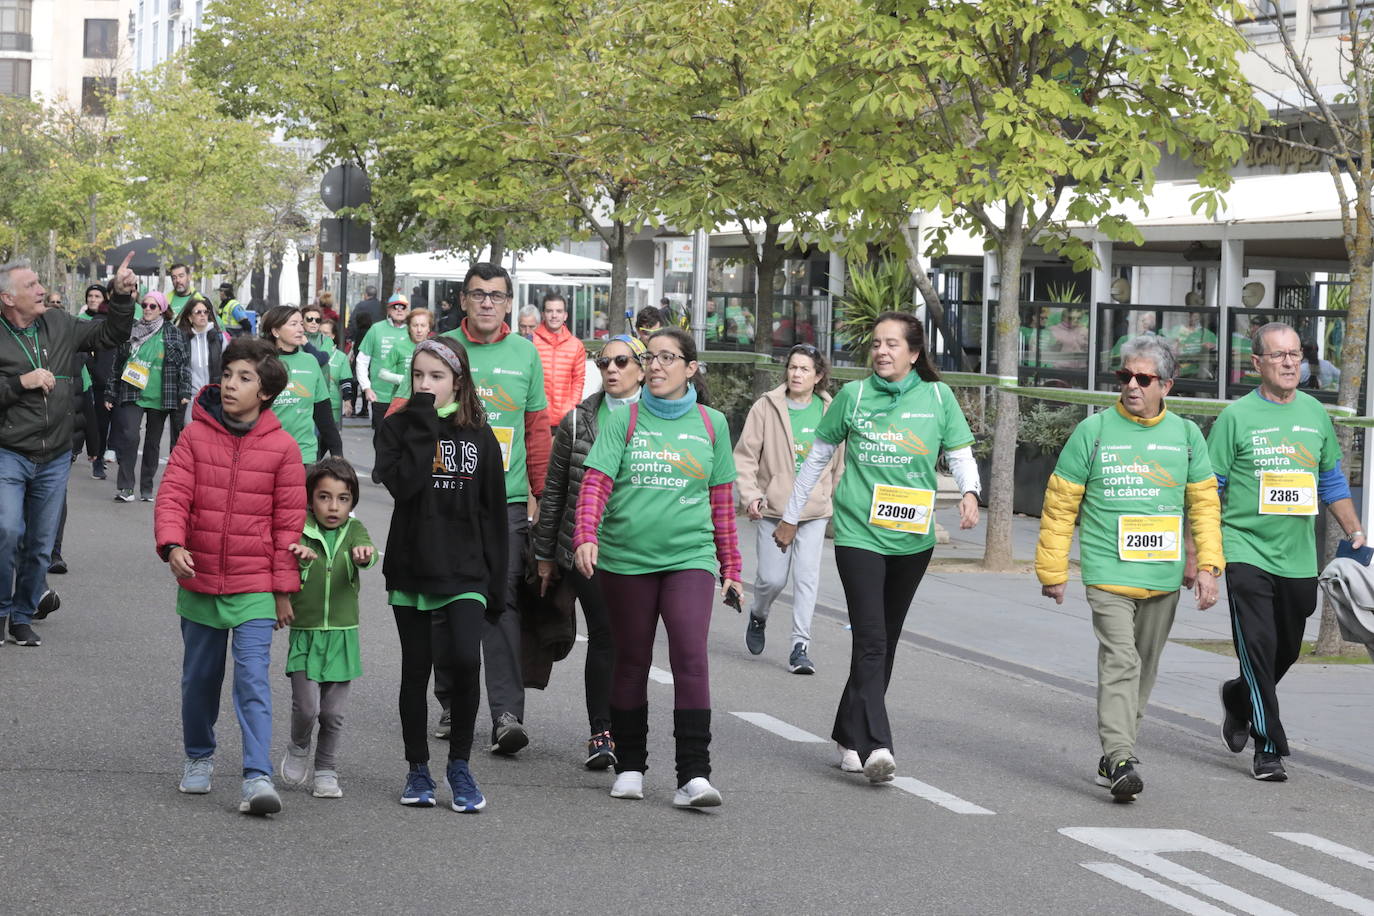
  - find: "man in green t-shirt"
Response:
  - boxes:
[1037,334,1224,801]
[439,263,551,756]
[356,294,410,482]
[168,263,212,321]
[1207,322,1365,783]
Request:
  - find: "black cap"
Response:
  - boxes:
[218,282,234,293]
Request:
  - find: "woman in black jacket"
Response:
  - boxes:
[376,336,508,813]
[173,296,224,437]
[534,333,645,771]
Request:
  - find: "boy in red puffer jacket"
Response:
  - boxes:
[154,337,307,817]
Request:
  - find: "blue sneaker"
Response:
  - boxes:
[178,756,213,794]
[446,759,486,813]
[400,764,437,807]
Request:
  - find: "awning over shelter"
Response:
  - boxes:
[349,248,611,279]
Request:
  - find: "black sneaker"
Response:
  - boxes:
[1095,755,1142,800]
[433,710,452,739]
[91,459,106,480]
[788,642,815,675]
[490,712,529,755]
[8,622,41,647]
[1252,750,1288,781]
[48,554,67,575]
[34,590,60,620]
[1220,684,1248,753]
[584,731,616,770]
[745,614,766,655]
[114,490,135,502]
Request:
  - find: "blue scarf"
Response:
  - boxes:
[641,385,697,420]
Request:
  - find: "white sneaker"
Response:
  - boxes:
[610,771,644,799]
[279,744,312,788]
[863,748,896,783]
[673,776,722,808]
[837,744,863,773]
[311,770,343,798]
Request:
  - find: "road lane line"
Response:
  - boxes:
[1273,833,1374,872]
[729,712,825,743]
[1080,863,1234,916]
[889,776,995,815]
[648,666,673,684]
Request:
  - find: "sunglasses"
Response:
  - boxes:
[303,315,321,322]
[1115,369,1161,387]
[595,354,639,370]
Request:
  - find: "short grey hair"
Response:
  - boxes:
[0,260,31,297]
[364,285,377,297]
[518,304,540,323]
[1251,321,1297,356]
[1119,334,1177,382]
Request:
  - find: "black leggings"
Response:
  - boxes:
[394,600,484,764]
[831,546,933,758]
[571,569,614,734]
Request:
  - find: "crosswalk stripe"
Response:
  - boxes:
[1080,863,1234,916]
[1273,833,1374,872]
[729,712,825,743]
[890,776,995,815]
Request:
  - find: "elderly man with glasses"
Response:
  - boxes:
[1207,321,1364,783]
[1036,334,1223,802]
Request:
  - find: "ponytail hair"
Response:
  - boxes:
[648,326,710,406]
[874,311,940,382]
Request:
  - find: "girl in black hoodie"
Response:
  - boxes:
[376,337,508,813]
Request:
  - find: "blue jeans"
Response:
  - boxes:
[0,448,71,626]
[181,617,275,778]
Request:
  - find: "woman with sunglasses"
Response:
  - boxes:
[734,343,841,675]
[534,334,646,773]
[774,312,980,784]
[573,328,740,808]
[260,306,343,464]
[106,290,191,502]
[174,298,225,433]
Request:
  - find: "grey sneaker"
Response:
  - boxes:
[491,712,529,755]
[239,775,282,815]
[279,744,312,788]
[114,489,135,503]
[745,614,766,655]
[311,770,343,798]
[433,709,452,739]
[179,756,214,794]
[788,642,815,675]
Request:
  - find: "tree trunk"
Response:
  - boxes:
[380,250,396,304]
[267,244,283,308]
[900,223,973,372]
[983,214,1026,571]
[606,221,630,338]
[487,227,507,268]
[249,251,266,311]
[752,221,784,396]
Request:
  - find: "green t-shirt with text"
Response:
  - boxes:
[817,376,973,556]
[360,321,408,401]
[274,349,329,463]
[584,404,736,576]
[1052,406,1213,591]
[441,329,547,502]
[789,397,825,472]
[133,335,165,410]
[1207,389,1341,578]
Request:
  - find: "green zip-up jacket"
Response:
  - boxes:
[291,517,376,629]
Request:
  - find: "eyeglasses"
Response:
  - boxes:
[643,351,685,367]
[1259,349,1303,363]
[463,289,510,305]
[190,309,209,317]
[595,354,639,370]
[1115,369,1161,387]
[142,302,162,310]
[303,315,321,323]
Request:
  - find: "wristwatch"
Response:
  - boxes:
[159,543,183,562]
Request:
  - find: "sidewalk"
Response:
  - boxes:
[739,512,1374,776]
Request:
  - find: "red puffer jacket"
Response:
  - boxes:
[154,386,306,596]
[532,323,586,428]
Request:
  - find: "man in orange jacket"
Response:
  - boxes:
[532,293,586,435]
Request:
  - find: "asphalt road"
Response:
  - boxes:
[2,421,1372,915]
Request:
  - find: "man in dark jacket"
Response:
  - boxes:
[0,255,136,646]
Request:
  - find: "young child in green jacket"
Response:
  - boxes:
[278,457,376,798]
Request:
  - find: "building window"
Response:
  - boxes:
[165,23,174,57]
[151,21,158,62]
[82,76,115,115]
[0,58,31,98]
[1237,0,1297,41]
[84,18,118,58]
[1312,0,1374,33]
[0,0,32,52]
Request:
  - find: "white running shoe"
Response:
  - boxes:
[837,744,863,773]
[673,776,722,808]
[610,771,644,799]
[279,744,312,788]
[863,748,896,784]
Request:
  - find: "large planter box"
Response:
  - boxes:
[976,444,1060,518]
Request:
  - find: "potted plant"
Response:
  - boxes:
[970,395,1085,516]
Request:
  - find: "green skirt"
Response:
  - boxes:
[286,628,362,682]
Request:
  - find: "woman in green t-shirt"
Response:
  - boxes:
[260,306,342,464]
[775,312,981,785]
[106,290,190,502]
[572,327,741,809]
[377,308,432,403]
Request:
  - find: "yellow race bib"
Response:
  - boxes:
[121,360,150,390]
[1259,470,1317,516]
[868,484,935,535]
[492,426,514,472]
[1117,515,1182,562]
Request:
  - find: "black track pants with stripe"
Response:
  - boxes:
[1221,562,1317,757]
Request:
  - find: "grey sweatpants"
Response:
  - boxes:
[751,517,826,647]
[289,671,352,771]
[1085,587,1180,764]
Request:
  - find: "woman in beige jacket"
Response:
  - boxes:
[733,344,841,673]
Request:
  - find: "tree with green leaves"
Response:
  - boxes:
[759,0,1261,570]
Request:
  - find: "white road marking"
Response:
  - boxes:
[1062,828,1374,916]
[729,712,825,743]
[648,666,673,684]
[1274,833,1374,872]
[1080,863,1235,916]
[890,777,995,815]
